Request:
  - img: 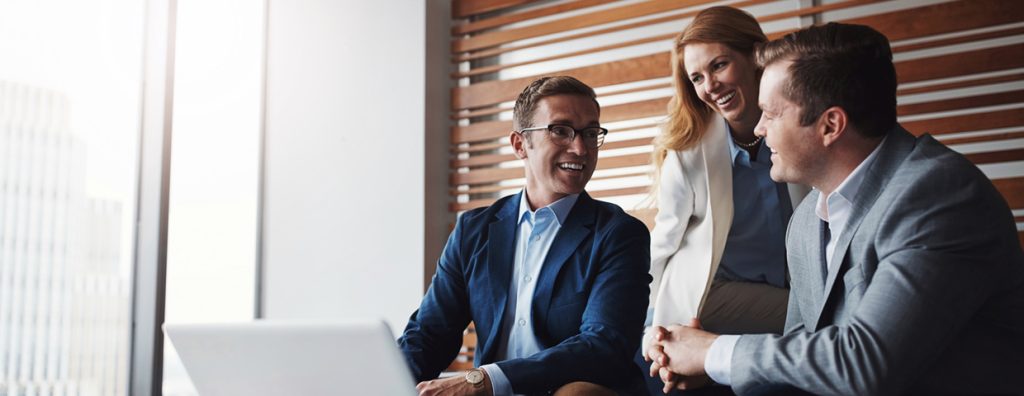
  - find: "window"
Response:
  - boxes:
[0,1,145,394]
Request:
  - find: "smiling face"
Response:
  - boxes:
[754,61,827,186]
[683,42,762,132]
[512,94,600,209]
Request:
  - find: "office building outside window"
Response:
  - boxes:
[0,1,144,395]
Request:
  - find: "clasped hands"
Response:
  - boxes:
[644,318,719,393]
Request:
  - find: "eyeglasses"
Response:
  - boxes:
[518,124,609,149]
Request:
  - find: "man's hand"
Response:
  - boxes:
[647,319,716,392]
[416,371,493,396]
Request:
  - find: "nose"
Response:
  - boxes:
[705,74,721,95]
[567,132,589,156]
[754,113,767,138]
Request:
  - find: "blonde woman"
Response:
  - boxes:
[641,7,810,388]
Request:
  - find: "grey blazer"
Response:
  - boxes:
[730,126,1024,395]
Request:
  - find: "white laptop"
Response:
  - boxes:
[164,320,417,396]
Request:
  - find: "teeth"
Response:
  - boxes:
[559,162,584,170]
[716,92,735,105]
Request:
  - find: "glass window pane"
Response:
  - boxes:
[0,1,144,395]
[161,1,264,395]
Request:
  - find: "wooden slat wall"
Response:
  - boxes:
[448,0,1024,234]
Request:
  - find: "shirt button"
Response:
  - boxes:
[524,276,532,282]
[532,235,540,241]
[518,319,526,326]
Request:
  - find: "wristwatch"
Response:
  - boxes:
[465,368,485,387]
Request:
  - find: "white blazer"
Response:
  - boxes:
[646,117,809,344]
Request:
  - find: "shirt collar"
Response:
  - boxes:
[725,123,748,167]
[815,136,887,222]
[518,190,579,226]
[725,122,769,168]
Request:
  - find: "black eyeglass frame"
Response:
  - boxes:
[516,124,609,148]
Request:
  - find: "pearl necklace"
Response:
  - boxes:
[733,134,763,148]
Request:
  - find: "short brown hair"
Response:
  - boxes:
[756,22,897,137]
[512,76,598,131]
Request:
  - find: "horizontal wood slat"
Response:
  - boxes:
[454,32,676,79]
[453,120,512,144]
[452,152,515,169]
[628,207,658,230]
[891,26,1024,54]
[942,131,1024,146]
[453,0,713,53]
[902,108,1024,137]
[897,90,1024,117]
[896,43,1024,85]
[590,186,649,199]
[845,0,1024,44]
[453,52,669,111]
[453,0,615,36]
[994,177,1024,208]
[898,73,1024,96]
[453,0,537,19]
[964,149,1024,166]
[603,97,669,123]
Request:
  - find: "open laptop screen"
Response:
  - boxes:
[164,320,416,396]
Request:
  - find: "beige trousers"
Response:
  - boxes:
[698,279,788,335]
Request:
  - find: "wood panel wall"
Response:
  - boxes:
[448,0,1024,234]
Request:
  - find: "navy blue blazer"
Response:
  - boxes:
[399,191,651,394]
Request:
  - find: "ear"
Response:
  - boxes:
[818,106,848,147]
[511,131,528,159]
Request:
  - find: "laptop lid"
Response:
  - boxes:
[164,320,417,396]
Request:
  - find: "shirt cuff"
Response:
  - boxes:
[705,334,739,386]
[480,363,512,396]
[641,326,654,358]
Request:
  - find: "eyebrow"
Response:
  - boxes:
[550,119,600,127]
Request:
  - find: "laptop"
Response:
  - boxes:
[164,320,417,396]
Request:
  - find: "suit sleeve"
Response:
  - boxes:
[496,215,652,394]
[397,214,472,382]
[781,286,805,335]
[730,167,1019,395]
[782,204,808,336]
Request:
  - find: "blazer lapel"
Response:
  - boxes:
[813,127,916,328]
[699,118,734,313]
[534,193,594,325]
[480,192,520,360]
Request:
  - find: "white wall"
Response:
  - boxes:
[262,0,449,331]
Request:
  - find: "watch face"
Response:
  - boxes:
[466,369,484,385]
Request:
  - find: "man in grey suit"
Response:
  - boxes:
[646,22,1024,395]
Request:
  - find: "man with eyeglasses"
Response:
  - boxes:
[400,76,651,396]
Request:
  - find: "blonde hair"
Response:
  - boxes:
[650,6,767,196]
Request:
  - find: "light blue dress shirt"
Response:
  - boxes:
[481,191,579,396]
[716,127,792,288]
